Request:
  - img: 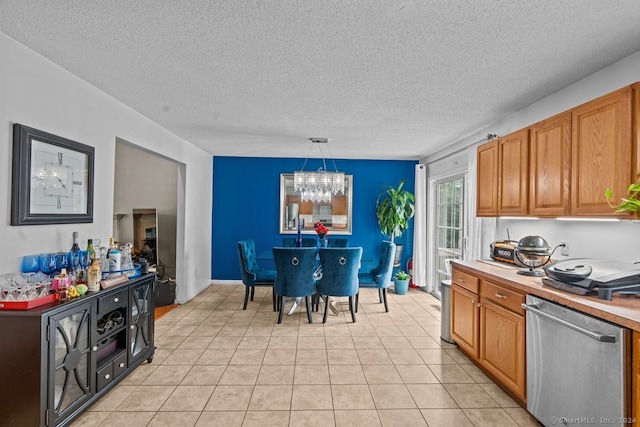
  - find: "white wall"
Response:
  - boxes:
[0,32,212,303]
[423,51,640,266]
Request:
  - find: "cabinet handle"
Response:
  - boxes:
[495,293,507,299]
[130,325,135,330]
[113,297,119,303]
[471,298,475,304]
[119,362,125,368]
[459,278,466,283]
[92,345,98,351]
[104,373,111,380]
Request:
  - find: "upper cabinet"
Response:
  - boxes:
[477,83,639,218]
[476,140,499,216]
[571,85,633,216]
[529,112,571,216]
[498,129,529,216]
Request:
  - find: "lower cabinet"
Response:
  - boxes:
[0,273,156,426]
[634,330,640,420]
[479,297,526,400]
[451,267,527,404]
[451,284,480,358]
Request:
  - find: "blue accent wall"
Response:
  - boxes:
[212,156,417,279]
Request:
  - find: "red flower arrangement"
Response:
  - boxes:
[314,221,329,238]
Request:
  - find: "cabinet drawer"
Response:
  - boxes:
[452,269,479,294]
[113,351,127,378]
[98,288,128,315]
[96,363,114,391]
[481,281,525,315]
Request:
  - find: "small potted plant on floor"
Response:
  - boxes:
[393,270,410,295]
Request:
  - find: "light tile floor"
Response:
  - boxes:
[71,284,542,427]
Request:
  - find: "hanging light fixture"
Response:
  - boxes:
[294,138,345,203]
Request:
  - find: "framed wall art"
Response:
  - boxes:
[11,124,94,225]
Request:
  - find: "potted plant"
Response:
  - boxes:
[605,184,640,215]
[376,179,415,265]
[393,270,410,295]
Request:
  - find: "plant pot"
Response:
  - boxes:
[394,278,410,295]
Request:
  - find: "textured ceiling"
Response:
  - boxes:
[2,1,640,160]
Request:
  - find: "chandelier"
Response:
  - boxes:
[294,138,345,203]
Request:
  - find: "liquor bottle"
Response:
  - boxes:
[69,231,81,278]
[107,237,122,277]
[86,238,96,260]
[87,258,101,292]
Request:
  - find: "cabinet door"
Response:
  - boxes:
[476,140,499,216]
[48,301,93,426]
[451,284,479,358]
[633,330,639,420]
[498,129,529,215]
[571,85,633,216]
[529,112,571,216]
[479,298,526,401]
[129,279,155,364]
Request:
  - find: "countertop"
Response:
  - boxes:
[452,260,640,331]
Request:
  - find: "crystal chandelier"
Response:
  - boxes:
[294,138,345,203]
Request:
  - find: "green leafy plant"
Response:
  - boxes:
[605,184,640,214]
[376,179,415,242]
[395,270,410,280]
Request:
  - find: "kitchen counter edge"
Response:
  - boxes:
[452,260,640,331]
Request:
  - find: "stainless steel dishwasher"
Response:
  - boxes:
[522,295,630,427]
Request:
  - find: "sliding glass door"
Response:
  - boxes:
[432,174,465,298]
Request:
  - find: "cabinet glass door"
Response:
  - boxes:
[129,280,153,362]
[49,302,92,424]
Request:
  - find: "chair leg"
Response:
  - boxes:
[243,286,250,310]
[355,292,359,313]
[277,296,285,324]
[272,287,276,312]
[382,288,389,312]
[250,285,255,301]
[349,296,356,323]
[378,288,383,303]
[305,296,313,323]
[322,297,329,323]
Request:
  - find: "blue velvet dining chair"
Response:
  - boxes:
[316,247,363,323]
[237,239,277,311]
[357,241,396,312]
[327,238,349,247]
[272,247,318,324]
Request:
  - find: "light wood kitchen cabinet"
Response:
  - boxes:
[451,266,527,405]
[498,129,529,215]
[571,85,633,216]
[529,112,571,216]
[634,330,640,420]
[451,283,480,358]
[479,281,526,401]
[476,139,499,216]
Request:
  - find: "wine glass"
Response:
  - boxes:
[79,250,90,281]
[21,254,40,274]
[56,252,70,274]
[38,253,57,277]
[21,254,40,282]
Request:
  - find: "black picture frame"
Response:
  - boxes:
[11,124,94,225]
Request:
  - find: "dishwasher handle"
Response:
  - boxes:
[521,303,616,343]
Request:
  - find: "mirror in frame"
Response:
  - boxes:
[279,173,353,235]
